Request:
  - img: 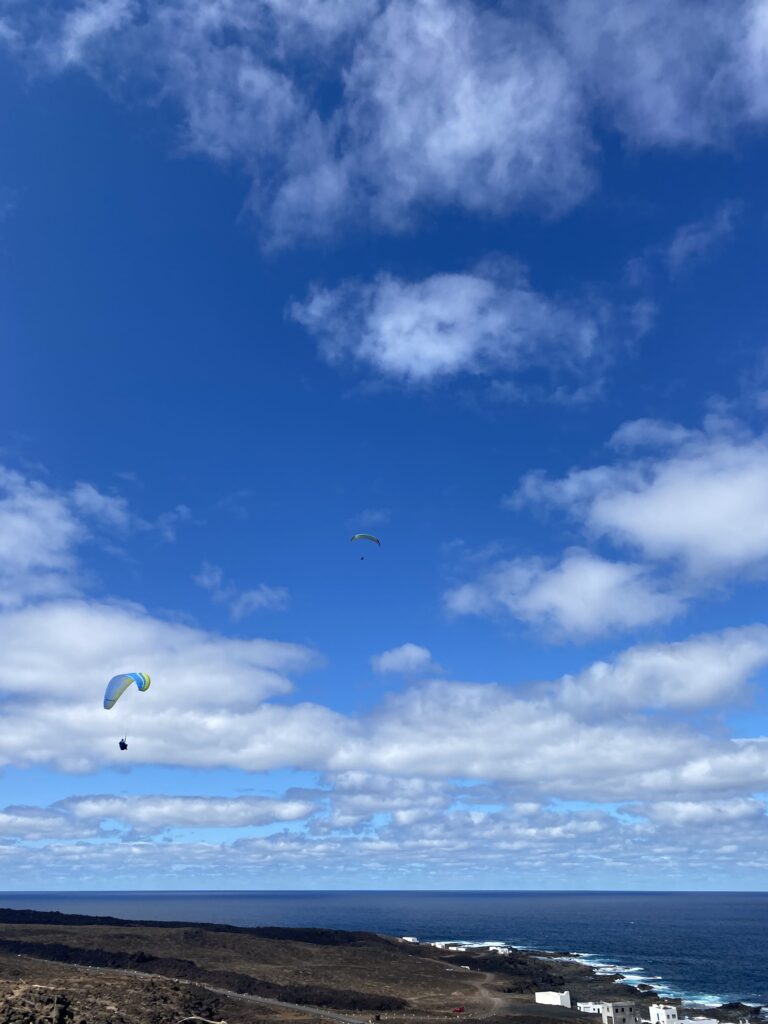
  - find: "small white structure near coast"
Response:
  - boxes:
[577,1002,602,1014]
[643,1005,719,1024]
[600,1001,641,1024]
[536,992,572,1008]
[646,1006,677,1024]
[400,936,419,943]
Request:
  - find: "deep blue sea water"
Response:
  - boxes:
[0,891,765,1008]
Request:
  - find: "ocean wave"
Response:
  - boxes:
[419,936,738,1010]
[540,950,727,1008]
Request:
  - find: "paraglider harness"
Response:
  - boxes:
[119,737,128,751]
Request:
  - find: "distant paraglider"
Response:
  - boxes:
[351,533,381,560]
[119,737,128,751]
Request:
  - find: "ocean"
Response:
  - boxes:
[0,891,765,1008]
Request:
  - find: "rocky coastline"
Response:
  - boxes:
[0,909,760,1024]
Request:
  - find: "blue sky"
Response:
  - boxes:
[2,0,768,890]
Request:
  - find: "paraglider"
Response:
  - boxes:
[104,673,150,750]
[351,533,380,560]
[103,671,151,710]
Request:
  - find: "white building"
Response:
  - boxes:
[400,936,418,943]
[648,1006,678,1024]
[535,992,572,1009]
[601,1002,640,1024]
[577,1003,603,1015]
[680,1017,718,1024]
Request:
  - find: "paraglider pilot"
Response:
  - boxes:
[119,737,128,751]
[351,533,381,560]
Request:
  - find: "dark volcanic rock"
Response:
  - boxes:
[443,952,566,993]
[0,909,384,948]
[0,990,73,1024]
[0,936,405,1012]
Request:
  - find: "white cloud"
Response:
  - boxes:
[554,0,755,147]
[0,467,82,608]
[515,416,768,578]
[71,481,131,529]
[194,561,289,618]
[445,550,683,638]
[0,598,312,705]
[327,677,768,801]
[0,466,191,611]
[3,0,768,248]
[0,791,316,841]
[72,478,190,540]
[152,504,192,541]
[0,805,97,840]
[1,793,767,887]
[624,202,742,290]
[638,797,766,826]
[609,418,700,449]
[292,262,623,387]
[371,643,439,675]
[318,771,450,830]
[351,506,391,527]
[0,606,341,774]
[230,586,288,617]
[337,0,592,227]
[665,202,740,274]
[558,625,768,712]
[51,0,136,68]
[743,0,768,119]
[62,793,316,830]
[0,597,325,771]
[0,16,20,48]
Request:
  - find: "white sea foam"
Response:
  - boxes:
[518,947,729,1008]
[420,936,739,1010]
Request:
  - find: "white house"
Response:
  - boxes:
[600,1002,640,1024]
[577,1003,603,1015]
[535,992,572,1009]
[648,1006,678,1024]
[400,936,419,943]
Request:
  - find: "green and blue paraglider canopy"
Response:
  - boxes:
[350,533,381,546]
[103,671,151,710]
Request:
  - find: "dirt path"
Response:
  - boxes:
[468,971,510,1015]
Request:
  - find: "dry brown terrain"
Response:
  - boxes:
[0,910,760,1024]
